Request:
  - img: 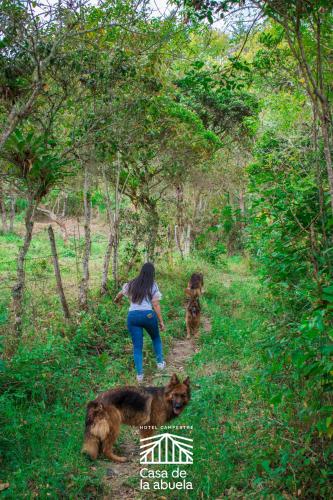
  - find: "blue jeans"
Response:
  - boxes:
[127,310,164,375]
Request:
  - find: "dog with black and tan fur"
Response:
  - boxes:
[185,272,204,338]
[82,374,191,463]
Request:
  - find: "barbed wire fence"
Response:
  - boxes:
[0,254,107,289]
[0,236,115,328]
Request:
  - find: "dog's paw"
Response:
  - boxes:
[81,448,98,461]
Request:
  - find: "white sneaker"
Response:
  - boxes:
[157,361,166,371]
[137,374,144,383]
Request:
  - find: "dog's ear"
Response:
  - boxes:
[86,400,105,425]
[165,374,181,398]
[169,373,180,386]
[88,400,104,413]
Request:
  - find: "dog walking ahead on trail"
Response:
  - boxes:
[82,374,190,463]
[188,272,204,295]
[185,273,204,339]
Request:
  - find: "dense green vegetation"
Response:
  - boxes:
[0,242,191,497]
[173,257,332,498]
[0,0,332,497]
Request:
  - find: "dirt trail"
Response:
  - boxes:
[203,316,212,333]
[102,321,210,499]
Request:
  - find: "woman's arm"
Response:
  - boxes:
[114,291,124,304]
[152,299,165,331]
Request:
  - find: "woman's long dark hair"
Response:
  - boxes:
[127,262,155,304]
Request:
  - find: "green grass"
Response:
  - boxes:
[0,226,112,337]
[179,259,275,498]
[163,257,332,498]
[0,234,202,498]
[1,228,331,498]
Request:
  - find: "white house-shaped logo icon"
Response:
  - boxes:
[140,433,193,464]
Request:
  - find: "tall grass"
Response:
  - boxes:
[165,258,332,498]
[1,228,330,497]
[0,229,204,498]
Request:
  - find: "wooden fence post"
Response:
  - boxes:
[48,225,71,319]
[79,164,91,310]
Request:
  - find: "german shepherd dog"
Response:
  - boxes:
[188,272,204,295]
[82,374,190,463]
[185,272,203,338]
[185,288,201,338]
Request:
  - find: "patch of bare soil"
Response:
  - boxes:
[203,316,212,332]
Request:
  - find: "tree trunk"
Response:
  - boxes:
[174,225,184,259]
[320,102,333,215]
[61,192,68,217]
[239,190,246,229]
[0,181,8,233]
[175,184,185,258]
[239,190,245,217]
[79,166,91,310]
[102,165,113,228]
[48,225,71,319]
[146,205,159,262]
[112,153,121,287]
[12,198,35,336]
[312,105,331,274]
[9,194,16,232]
[183,224,191,256]
[0,201,7,233]
[113,227,119,286]
[193,191,202,224]
[125,231,141,275]
[167,226,174,266]
[101,232,114,295]
[100,165,115,295]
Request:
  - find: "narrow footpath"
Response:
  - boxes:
[102,318,211,499]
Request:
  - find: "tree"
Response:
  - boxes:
[3,131,71,335]
[0,0,89,151]
[182,0,333,213]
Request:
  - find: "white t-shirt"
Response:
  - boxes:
[121,281,162,311]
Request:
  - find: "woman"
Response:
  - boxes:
[114,262,166,382]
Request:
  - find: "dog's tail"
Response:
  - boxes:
[82,400,109,460]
